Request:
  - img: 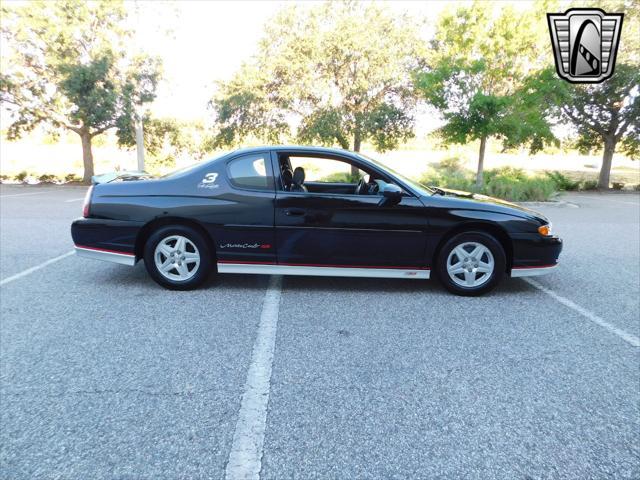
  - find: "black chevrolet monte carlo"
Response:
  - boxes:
[71,146,562,296]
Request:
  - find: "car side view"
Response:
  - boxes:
[71,146,562,296]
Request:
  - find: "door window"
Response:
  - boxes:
[280,154,405,196]
[288,156,363,184]
[227,154,272,190]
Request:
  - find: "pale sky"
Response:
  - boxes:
[0,1,547,137]
[128,0,443,125]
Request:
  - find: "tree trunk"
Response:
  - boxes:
[80,130,95,184]
[476,136,487,188]
[135,109,145,172]
[597,136,616,190]
[351,132,361,177]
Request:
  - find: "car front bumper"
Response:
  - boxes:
[509,233,563,277]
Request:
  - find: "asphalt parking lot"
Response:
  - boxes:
[1,185,639,479]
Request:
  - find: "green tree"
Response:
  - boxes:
[525,1,639,188]
[211,2,424,175]
[118,117,211,172]
[0,0,161,183]
[527,65,639,189]
[414,2,556,187]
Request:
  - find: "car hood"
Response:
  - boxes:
[428,187,548,223]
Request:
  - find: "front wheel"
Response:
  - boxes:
[436,231,506,296]
[144,225,212,290]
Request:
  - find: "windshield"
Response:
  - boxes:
[355,153,435,195]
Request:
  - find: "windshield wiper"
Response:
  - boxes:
[429,186,446,196]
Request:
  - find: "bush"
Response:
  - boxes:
[421,158,475,192]
[64,173,82,183]
[15,171,29,183]
[319,171,362,183]
[485,166,528,183]
[581,180,598,190]
[484,169,556,201]
[545,170,581,190]
[612,182,625,190]
[436,157,464,173]
[421,169,474,191]
[420,165,557,201]
[37,174,58,184]
[0,174,9,183]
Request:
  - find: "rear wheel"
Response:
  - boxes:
[436,231,506,296]
[144,225,212,290]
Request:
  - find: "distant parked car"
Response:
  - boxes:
[71,146,562,295]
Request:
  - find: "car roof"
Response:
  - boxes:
[229,145,356,157]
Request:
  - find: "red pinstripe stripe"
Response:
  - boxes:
[512,264,556,269]
[217,260,429,270]
[75,245,135,256]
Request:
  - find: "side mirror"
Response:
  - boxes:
[378,184,403,207]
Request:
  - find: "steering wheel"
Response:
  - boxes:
[355,177,368,195]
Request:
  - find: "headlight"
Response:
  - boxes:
[538,223,552,236]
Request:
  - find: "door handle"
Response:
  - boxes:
[284,208,306,216]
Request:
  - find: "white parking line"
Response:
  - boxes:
[0,191,48,198]
[0,251,75,286]
[524,278,640,347]
[64,197,85,202]
[225,275,283,480]
[578,195,639,206]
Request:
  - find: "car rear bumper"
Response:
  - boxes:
[71,218,141,266]
[74,245,136,266]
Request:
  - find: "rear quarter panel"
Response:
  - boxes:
[81,155,276,263]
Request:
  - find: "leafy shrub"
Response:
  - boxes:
[319,171,362,183]
[545,171,581,190]
[485,166,528,183]
[15,171,29,183]
[420,165,556,201]
[0,174,9,183]
[484,168,556,201]
[38,174,58,184]
[64,173,81,183]
[581,180,598,190]
[436,157,464,173]
[612,182,625,190]
[422,158,475,192]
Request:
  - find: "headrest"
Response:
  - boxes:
[282,168,293,184]
[292,167,305,185]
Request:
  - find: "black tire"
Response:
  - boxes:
[143,225,213,290]
[435,231,506,296]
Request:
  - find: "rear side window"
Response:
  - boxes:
[227,154,272,190]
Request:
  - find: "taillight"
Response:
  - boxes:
[82,185,94,218]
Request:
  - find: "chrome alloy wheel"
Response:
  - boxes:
[154,235,200,281]
[446,241,495,288]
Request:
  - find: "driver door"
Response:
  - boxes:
[273,151,428,269]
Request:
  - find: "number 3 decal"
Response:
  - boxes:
[202,173,218,184]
